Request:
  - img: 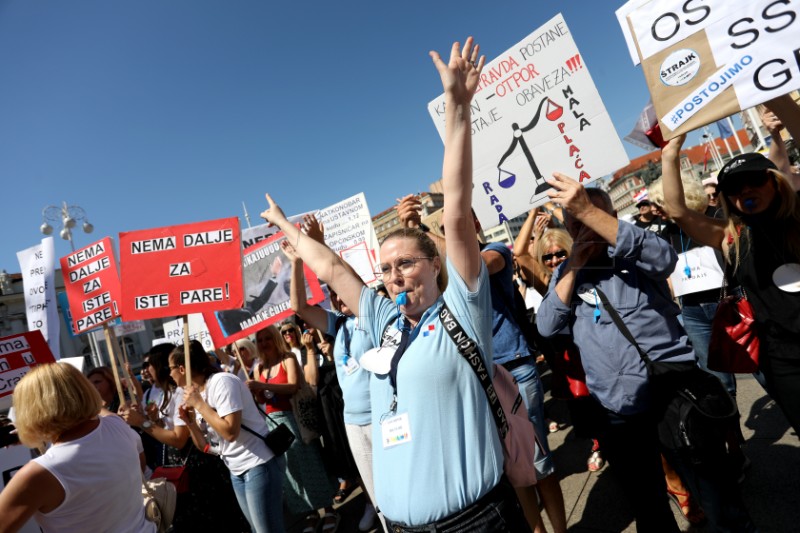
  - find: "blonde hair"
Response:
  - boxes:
[720,168,800,270]
[257,325,292,361]
[649,173,708,216]
[533,228,573,283]
[234,338,257,362]
[13,363,102,448]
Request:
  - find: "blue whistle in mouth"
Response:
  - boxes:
[396,292,408,306]
[743,199,756,210]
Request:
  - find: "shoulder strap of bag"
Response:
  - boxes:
[593,287,653,368]
[439,300,508,439]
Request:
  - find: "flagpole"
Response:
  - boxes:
[728,116,744,154]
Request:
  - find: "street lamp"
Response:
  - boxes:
[39,201,101,367]
[40,202,94,252]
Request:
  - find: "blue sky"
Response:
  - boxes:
[1,0,702,272]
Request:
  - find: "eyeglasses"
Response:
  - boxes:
[373,256,433,280]
[541,250,568,262]
[720,172,771,196]
[281,330,294,335]
[707,192,719,199]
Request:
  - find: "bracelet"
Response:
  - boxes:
[203,443,211,454]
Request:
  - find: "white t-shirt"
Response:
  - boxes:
[199,372,274,475]
[33,415,155,533]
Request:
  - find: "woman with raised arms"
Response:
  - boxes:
[260,37,529,532]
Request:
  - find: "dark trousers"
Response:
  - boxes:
[760,336,800,437]
[384,477,530,533]
[663,448,756,532]
[595,409,680,533]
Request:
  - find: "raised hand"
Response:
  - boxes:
[270,255,283,277]
[545,173,592,217]
[280,240,300,261]
[396,194,422,228]
[260,193,288,227]
[429,37,486,105]
[302,214,325,244]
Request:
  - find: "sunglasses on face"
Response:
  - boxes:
[720,172,771,196]
[541,250,568,262]
[281,330,294,335]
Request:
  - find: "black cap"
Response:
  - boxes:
[717,153,777,190]
[636,199,651,208]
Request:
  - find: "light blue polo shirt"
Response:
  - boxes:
[358,260,504,526]
[325,310,373,426]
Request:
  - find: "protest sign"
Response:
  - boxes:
[0,445,41,533]
[622,0,800,138]
[60,237,122,334]
[204,231,324,346]
[670,247,725,297]
[16,237,60,358]
[0,330,56,401]
[316,193,381,285]
[119,217,244,320]
[427,13,628,229]
[162,314,214,353]
[242,212,308,249]
[245,195,380,285]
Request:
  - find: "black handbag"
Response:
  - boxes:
[243,400,295,457]
[594,287,739,464]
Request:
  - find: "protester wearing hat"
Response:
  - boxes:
[661,135,800,441]
[633,199,664,234]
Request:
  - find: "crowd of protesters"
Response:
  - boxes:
[1,36,800,533]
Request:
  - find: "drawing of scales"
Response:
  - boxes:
[495,97,564,196]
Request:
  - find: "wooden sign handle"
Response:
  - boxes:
[102,324,126,408]
[108,327,138,405]
[183,315,192,385]
[231,342,248,379]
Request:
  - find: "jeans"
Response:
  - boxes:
[229,458,285,533]
[384,477,530,532]
[680,302,737,395]
[509,362,555,478]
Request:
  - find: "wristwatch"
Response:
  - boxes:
[142,420,153,431]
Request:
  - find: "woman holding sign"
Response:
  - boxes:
[175,340,284,533]
[661,135,800,438]
[0,363,155,533]
[261,37,530,531]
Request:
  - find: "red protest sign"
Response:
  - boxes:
[60,237,122,334]
[0,330,56,400]
[119,217,244,320]
[204,231,324,346]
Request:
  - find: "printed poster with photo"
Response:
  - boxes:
[203,231,325,347]
[427,13,628,230]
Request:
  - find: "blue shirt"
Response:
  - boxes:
[358,260,503,526]
[482,242,530,364]
[537,221,696,415]
[325,310,373,426]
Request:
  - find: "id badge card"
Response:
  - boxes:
[381,412,412,449]
[344,356,360,376]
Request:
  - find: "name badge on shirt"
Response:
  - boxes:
[343,356,360,376]
[381,412,412,449]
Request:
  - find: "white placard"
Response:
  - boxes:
[161,314,214,353]
[669,246,724,296]
[624,0,800,137]
[16,237,60,359]
[316,193,381,285]
[626,0,731,62]
[615,0,652,65]
[427,13,629,230]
